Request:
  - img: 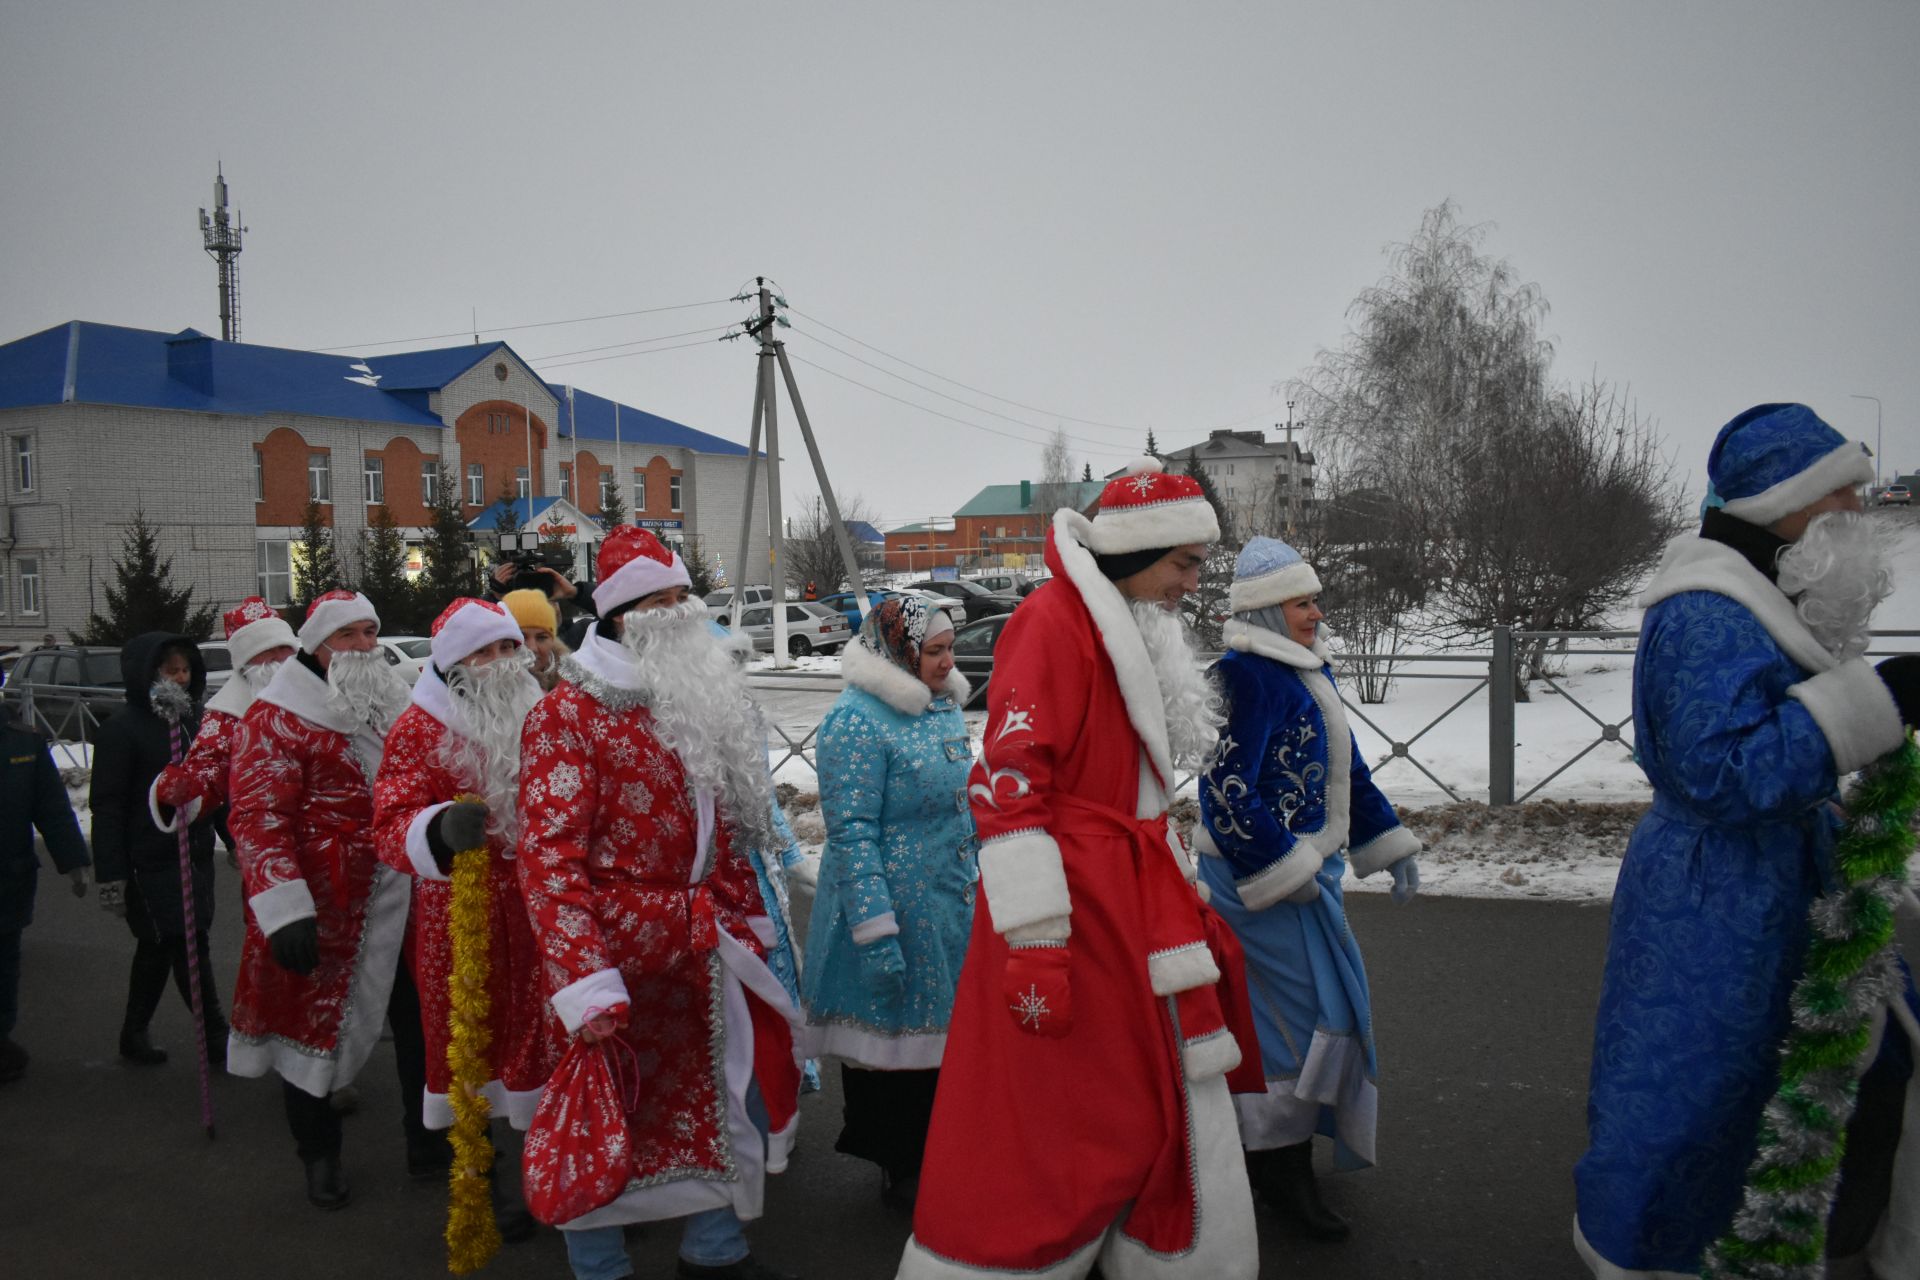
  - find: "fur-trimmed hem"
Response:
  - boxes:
[249,878,316,937]
[1235,841,1325,911]
[1181,1027,1242,1081]
[841,639,970,715]
[798,1022,948,1070]
[979,829,1073,935]
[424,1080,544,1131]
[1149,941,1222,996]
[1718,439,1875,527]
[1787,659,1908,775]
[549,966,631,1036]
[849,911,900,945]
[1347,825,1421,879]
[1235,1029,1378,1167]
[898,1232,1104,1280]
[1572,1217,1697,1280]
[1221,617,1328,670]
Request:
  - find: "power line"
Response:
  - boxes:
[525,324,740,363]
[535,335,734,371]
[314,298,736,352]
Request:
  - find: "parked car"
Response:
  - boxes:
[719,601,853,658]
[967,571,1048,598]
[196,639,237,692]
[896,589,967,627]
[1,645,124,738]
[907,578,1020,618]
[705,585,777,614]
[948,613,1012,709]
[377,635,433,683]
[1881,484,1912,507]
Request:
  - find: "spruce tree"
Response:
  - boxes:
[1081,462,1093,483]
[75,510,218,644]
[681,539,716,597]
[1179,458,1237,649]
[493,478,524,543]
[418,462,479,620]
[597,467,627,528]
[359,504,418,634]
[1145,428,1161,458]
[291,499,346,618]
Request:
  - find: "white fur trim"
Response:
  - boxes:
[849,911,900,945]
[1087,496,1221,556]
[424,1080,545,1132]
[1235,1029,1378,1165]
[1221,617,1328,669]
[1181,1027,1243,1081]
[204,676,254,718]
[146,775,200,834]
[548,966,631,1036]
[747,914,778,950]
[841,638,934,715]
[1149,941,1221,996]
[248,877,316,936]
[228,614,296,669]
[1228,562,1323,615]
[297,591,378,653]
[428,599,523,671]
[1572,1217,1696,1280]
[1719,439,1875,527]
[567,630,646,692]
[978,828,1073,936]
[1052,509,1176,788]
[799,1022,948,1070]
[404,803,454,882]
[1639,534,1836,675]
[898,1232,1103,1280]
[595,549,689,616]
[256,656,361,737]
[1788,659,1908,775]
[1235,839,1327,911]
[1347,824,1422,879]
[408,662,454,725]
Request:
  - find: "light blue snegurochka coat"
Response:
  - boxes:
[1194,619,1421,1171]
[800,641,977,1070]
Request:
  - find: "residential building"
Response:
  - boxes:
[1154,428,1316,536]
[882,521,959,573]
[950,479,1104,566]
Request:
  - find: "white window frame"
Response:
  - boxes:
[632,472,645,510]
[515,466,531,501]
[256,541,292,607]
[599,469,616,510]
[561,467,572,502]
[466,462,485,506]
[19,557,42,616]
[254,447,264,501]
[669,475,683,512]
[12,433,34,493]
[308,453,331,503]
[364,454,384,505]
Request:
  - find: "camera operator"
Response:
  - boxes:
[484,556,597,652]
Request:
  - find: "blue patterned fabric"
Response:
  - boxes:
[1707,402,1849,503]
[801,683,978,1053]
[1575,588,1872,1271]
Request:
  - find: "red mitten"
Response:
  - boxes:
[1003,943,1072,1038]
[154,765,201,808]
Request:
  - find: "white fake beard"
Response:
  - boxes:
[1129,600,1225,772]
[240,658,285,696]
[324,648,412,735]
[149,678,195,725]
[1776,511,1893,662]
[618,598,777,847]
[439,650,542,844]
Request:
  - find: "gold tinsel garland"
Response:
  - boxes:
[445,800,501,1275]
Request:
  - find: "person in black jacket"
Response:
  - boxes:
[1,701,91,1083]
[89,632,224,1066]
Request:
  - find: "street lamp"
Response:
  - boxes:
[1850,393,1883,493]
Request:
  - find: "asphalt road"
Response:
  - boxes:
[1,869,1654,1280]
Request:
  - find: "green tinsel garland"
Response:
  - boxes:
[1702,737,1920,1279]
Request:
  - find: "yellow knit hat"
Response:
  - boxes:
[501,588,558,633]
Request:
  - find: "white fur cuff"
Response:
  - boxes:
[404,803,455,882]
[849,911,900,945]
[549,967,631,1036]
[1149,941,1222,996]
[979,829,1073,935]
[1348,825,1421,879]
[1182,1028,1243,1082]
[249,878,317,938]
[1788,659,1908,775]
[1236,841,1326,912]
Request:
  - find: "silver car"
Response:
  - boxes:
[723,601,854,657]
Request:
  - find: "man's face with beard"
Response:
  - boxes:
[1770,483,1865,543]
[1774,504,1894,662]
[316,620,410,731]
[240,644,296,694]
[442,640,541,838]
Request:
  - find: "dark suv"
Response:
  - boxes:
[2,645,124,738]
[907,578,1021,618]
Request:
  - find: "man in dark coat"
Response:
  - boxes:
[89,631,224,1066]
[0,689,90,1083]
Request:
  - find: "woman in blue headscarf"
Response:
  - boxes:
[1194,536,1423,1242]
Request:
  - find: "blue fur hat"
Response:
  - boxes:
[1708,403,1873,526]
[1228,536,1321,613]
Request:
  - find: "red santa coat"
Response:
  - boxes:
[900,509,1259,1280]
[516,633,801,1231]
[144,676,256,825]
[372,668,564,1130]
[226,658,411,1098]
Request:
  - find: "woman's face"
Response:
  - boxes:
[520,626,558,672]
[157,649,193,687]
[918,631,955,692]
[1281,595,1324,648]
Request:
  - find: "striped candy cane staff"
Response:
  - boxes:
[159,710,216,1139]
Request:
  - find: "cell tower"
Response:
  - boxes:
[198,165,246,342]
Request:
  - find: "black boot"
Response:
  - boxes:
[407,1130,453,1181]
[303,1154,351,1210]
[1249,1143,1349,1241]
[118,1027,169,1066]
[880,1168,920,1215]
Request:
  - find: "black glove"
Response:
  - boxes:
[1878,655,1920,729]
[427,801,490,874]
[269,918,321,975]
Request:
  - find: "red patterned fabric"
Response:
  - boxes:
[522,1038,637,1225]
[224,596,280,636]
[226,679,408,1096]
[155,707,240,809]
[372,703,564,1127]
[516,668,796,1222]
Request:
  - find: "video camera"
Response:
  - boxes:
[498,544,576,596]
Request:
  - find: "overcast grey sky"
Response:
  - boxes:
[3,1,1915,527]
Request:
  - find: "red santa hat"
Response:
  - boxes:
[297,588,380,653]
[595,526,690,616]
[1086,457,1221,555]
[428,597,524,670]
[223,596,298,668]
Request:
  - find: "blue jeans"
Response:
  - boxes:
[563,1209,749,1279]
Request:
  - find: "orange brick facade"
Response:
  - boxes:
[635,454,684,520]
[953,512,1046,560]
[883,529,960,572]
[255,426,331,527]
[454,400,548,518]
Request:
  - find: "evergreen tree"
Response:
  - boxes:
[359,504,418,634]
[598,468,627,528]
[418,462,479,620]
[682,538,716,597]
[1145,428,1161,458]
[1178,458,1236,649]
[291,499,346,618]
[1081,462,1093,483]
[75,510,218,644]
[492,479,524,543]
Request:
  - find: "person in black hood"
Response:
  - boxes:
[89,631,224,1066]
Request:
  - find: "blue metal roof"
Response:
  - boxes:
[548,384,750,457]
[845,520,884,544]
[467,496,609,532]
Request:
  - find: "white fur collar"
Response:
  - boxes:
[409,663,453,727]
[1051,508,1174,788]
[1222,618,1329,670]
[204,675,255,719]
[1638,534,1835,674]
[570,630,645,691]
[841,638,970,715]
[257,657,361,737]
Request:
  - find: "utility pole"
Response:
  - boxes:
[1284,401,1297,537]
[1851,394,1883,493]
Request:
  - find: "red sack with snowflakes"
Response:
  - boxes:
[521,1030,638,1226]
